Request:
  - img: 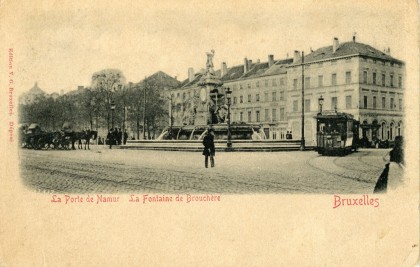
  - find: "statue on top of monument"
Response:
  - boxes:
[206,49,215,75]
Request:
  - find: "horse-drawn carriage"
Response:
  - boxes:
[20,122,97,150]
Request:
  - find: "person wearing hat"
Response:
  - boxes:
[202,129,215,168]
[107,129,114,149]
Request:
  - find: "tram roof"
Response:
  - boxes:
[316,111,354,120]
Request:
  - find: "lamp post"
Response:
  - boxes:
[225,87,233,151]
[166,91,174,139]
[110,100,116,129]
[143,77,147,140]
[300,51,305,151]
[318,95,324,115]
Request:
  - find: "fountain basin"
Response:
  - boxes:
[157,123,265,141]
[123,139,302,152]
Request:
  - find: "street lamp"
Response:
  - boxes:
[300,51,305,151]
[143,76,147,140]
[169,93,174,138]
[110,100,116,129]
[318,95,324,114]
[225,87,233,151]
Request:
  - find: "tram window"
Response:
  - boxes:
[318,123,326,132]
[325,123,332,133]
[336,122,345,134]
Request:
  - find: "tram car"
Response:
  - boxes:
[315,111,359,155]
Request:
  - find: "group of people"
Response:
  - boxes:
[106,128,128,149]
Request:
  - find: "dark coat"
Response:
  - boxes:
[374,163,389,193]
[202,134,215,156]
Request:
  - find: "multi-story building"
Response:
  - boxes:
[287,37,404,146]
[171,37,404,145]
[172,56,293,139]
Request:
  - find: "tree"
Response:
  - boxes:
[124,84,144,139]
[123,73,179,139]
[145,81,167,139]
[91,69,126,130]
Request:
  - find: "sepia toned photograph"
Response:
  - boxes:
[16,6,405,195]
[1,0,418,266]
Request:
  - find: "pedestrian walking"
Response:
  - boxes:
[107,129,114,149]
[202,129,215,168]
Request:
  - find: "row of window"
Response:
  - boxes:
[290,95,403,112]
[290,59,352,71]
[176,91,192,100]
[230,78,286,90]
[377,121,402,141]
[362,96,403,110]
[175,94,402,113]
[361,57,402,68]
[291,98,338,112]
[293,72,352,89]
[233,91,285,104]
[362,71,402,88]
[292,71,402,89]
[176,71,401,99]
[234,108,286,123]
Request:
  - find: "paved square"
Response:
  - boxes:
[20,147,389,194]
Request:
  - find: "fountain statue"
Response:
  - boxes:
[159,50,262,141]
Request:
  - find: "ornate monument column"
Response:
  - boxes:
[196,50,224,125]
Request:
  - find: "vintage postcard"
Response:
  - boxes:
[0,0,419,266]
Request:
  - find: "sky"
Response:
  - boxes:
[1,0,414,94]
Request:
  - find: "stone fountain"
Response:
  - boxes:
[123,51,301,151]
[157,50,263,141]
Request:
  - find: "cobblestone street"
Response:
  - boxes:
[19,147,389,194]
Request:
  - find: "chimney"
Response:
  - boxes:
[221,62,227,77]
[244,57,249,73]
[387,47,391,55]
[333,37,339,53]
[248,59,252,70]
[188,67,194,82]
[256,59,260,63]
[293,50,301,63]
[268,54,274,67]
[353,35,356,42]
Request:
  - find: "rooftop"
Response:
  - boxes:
[293,41,404,65]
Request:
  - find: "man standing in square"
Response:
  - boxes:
[202,129,215,168]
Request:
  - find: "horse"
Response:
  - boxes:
[77,130,98,150]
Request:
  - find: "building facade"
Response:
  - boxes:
[171,37,405,145]
[287,37,404,146]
